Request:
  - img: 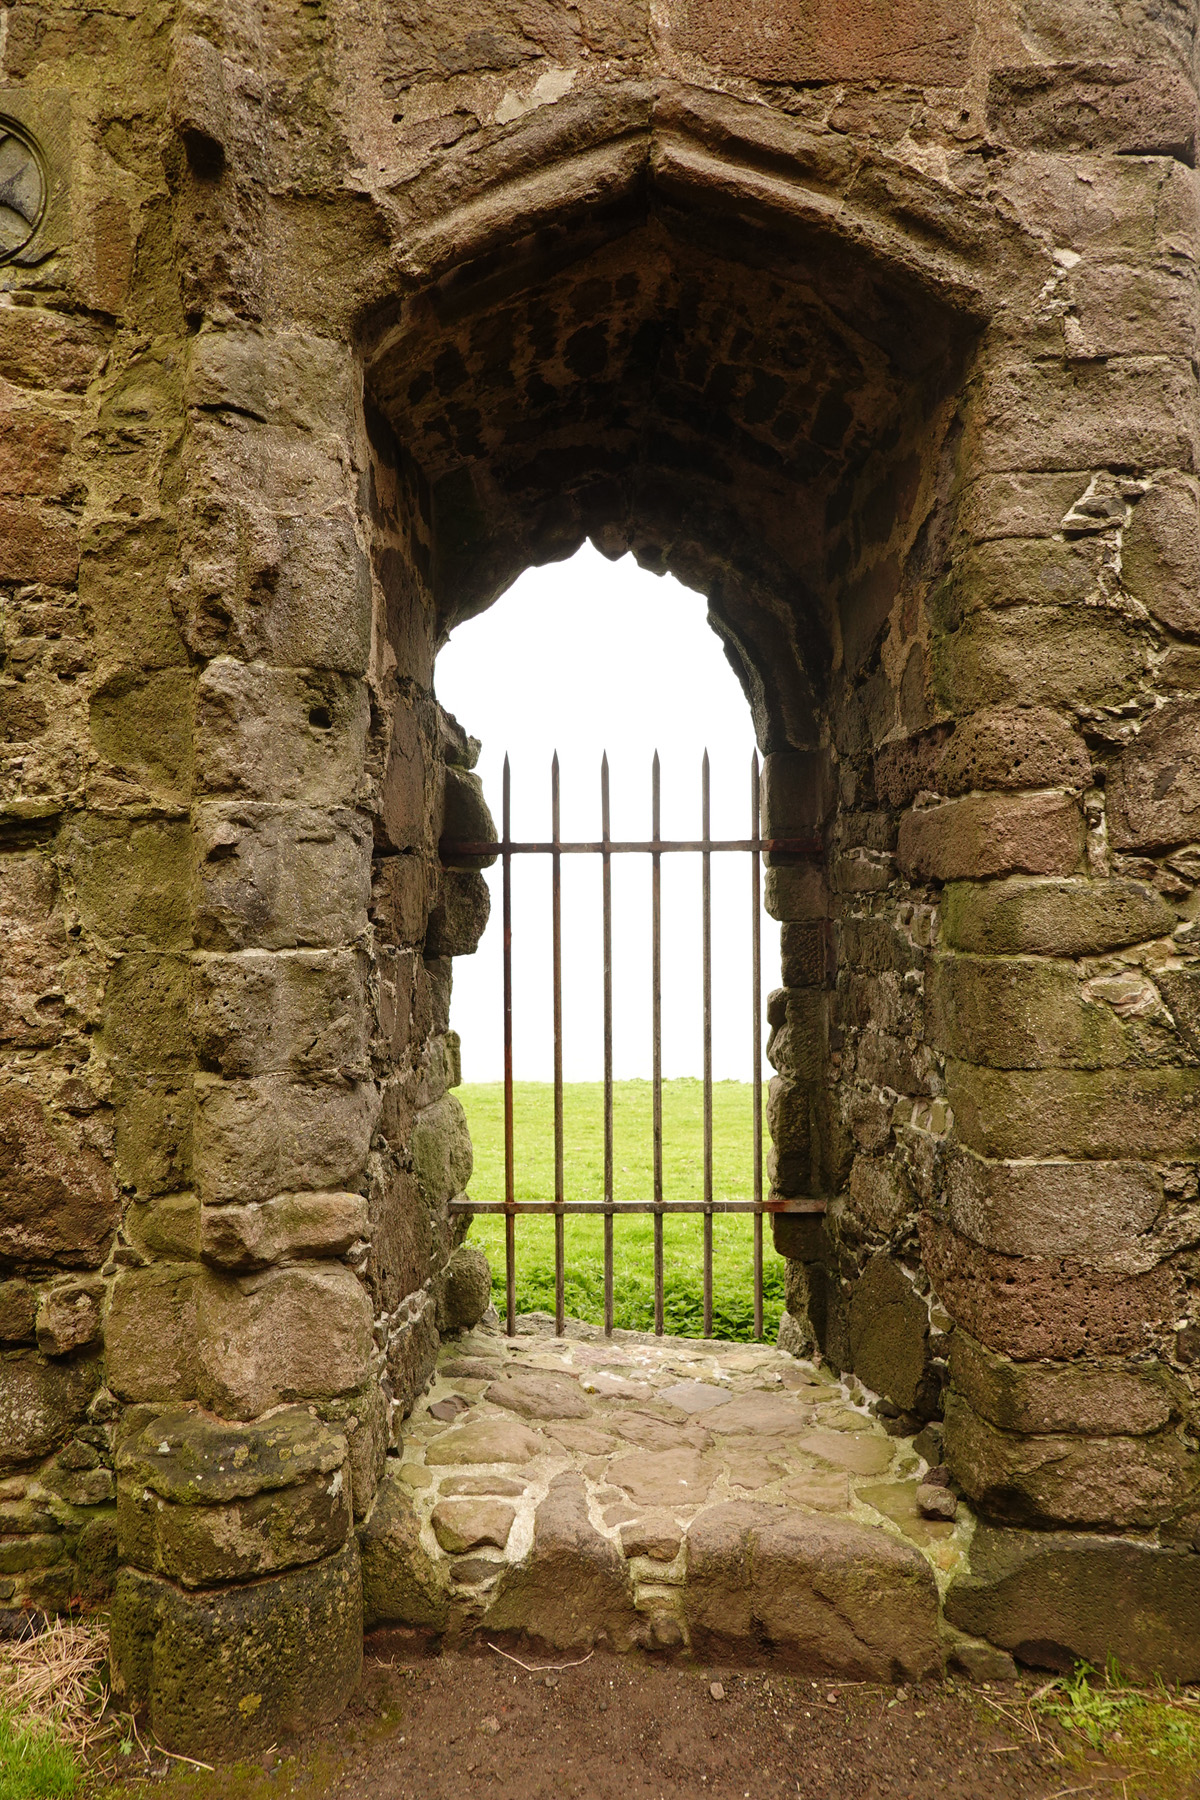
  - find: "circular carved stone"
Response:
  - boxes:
[0,122,46,265]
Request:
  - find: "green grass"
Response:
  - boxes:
[1032,1660,1200,1794]
[459,1078,783,1341]
[0,1707,79,1800]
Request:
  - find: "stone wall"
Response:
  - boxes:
[0,0,1198,1754]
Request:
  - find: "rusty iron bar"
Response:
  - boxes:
[460,747,814,1341]
[441,835,819,859]
[652,751,664,1337]
[552,752,565,1338]
[453,1198,826,1215]
[701,749,714,1339]
[601,754,614,1338]
[502,755,516,1338]
[751,749,764,1340]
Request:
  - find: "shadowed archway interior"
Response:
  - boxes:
[362,197,982,756]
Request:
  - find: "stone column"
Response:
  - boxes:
[923,114,1200,1549]
[104,321,377,1755]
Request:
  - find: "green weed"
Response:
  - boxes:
[460,1079,785,1340]
[1034,1659,1200,1792]
[0,1705,80,1800]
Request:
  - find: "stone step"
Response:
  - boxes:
[361,1317,968,1680]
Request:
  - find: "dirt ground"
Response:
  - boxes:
[104,1639,1176,1800]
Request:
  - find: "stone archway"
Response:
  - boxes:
[2,0,1198,1758]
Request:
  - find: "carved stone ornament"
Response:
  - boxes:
[0,120,46,265]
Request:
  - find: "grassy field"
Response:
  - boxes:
[458,1078,783,1341]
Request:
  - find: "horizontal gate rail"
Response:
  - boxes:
[442,748,824,1341]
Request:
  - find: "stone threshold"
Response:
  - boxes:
[362,1313,989,1682]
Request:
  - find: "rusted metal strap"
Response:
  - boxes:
[440,833,822,863]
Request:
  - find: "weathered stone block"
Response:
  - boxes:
[411,1093,473,1206]
[1108,699,1200,851]
[937,706,1091,797]
[90,669,195,797]
[767,990,829,1083]
[106,1266,199,1403]
[675,0,973,84]
[78,516,191,670]
[35,1277,104,1356]
[192,950,369,1079]
[848,1255,936,1418]
[939,1147,1166,1272]
[1156,967,1200,1055]
[65,817,192,951]
[1122,473,1200,638]
[386,1295,441,1422]
[124,1194,201,1264]
[487,1472,639,1650]
[920,1217,1178,1360]
[933,605,1145,713]
[765,864,828,923]
[439,766,497,870]
[371,856,429,948]
[0,1088,119,1270]
[989,62,1198,160]
[193,804,372,952]
[682,1503,941,1680]
[431,1498,514,1553]
[322,1383,389,1523]
[200,1191,368,1268]
[0,1349,100,1471]
[945,1527,1200,1680]
[946,1394,1195,1530]
[0,307,107,393]
[118,1407,351,1585]
[187,326,358,440]
[780,922,830,988]
[103,955,193,1085]
[359,1465,449,1631]
[960,471,1091,545]
[110,1541,362,1759]
[113,1084,194,1201]
[940,876,1174,957]
[169,33,230,171]
[945,1060,1200,1160]
[767,1079,814,1197]
[975,357,1199,475]
[0,853,68,1051]
[192,1073,377,1204]
[424,1418,544,1467]
[941,538,1109,626]
[0,405,71,500]
[927,953,1128,1070]
[194,1264,374,1418]
[898,792,1085,883]
[845,1156,913,1239]
[437,1243,493,1332]
[196,661,369,806]
[0,500,78,585]
[0,1279,36,1342]
[950,1332,1180,1439]
[761,750,835,846]
[424,870,490,957]
[1064,261,1198,362]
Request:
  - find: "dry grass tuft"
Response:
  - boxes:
[0,1618,108,1749]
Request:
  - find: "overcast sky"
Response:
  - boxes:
[435,542,780,1083]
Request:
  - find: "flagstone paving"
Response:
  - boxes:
[361,1314,981,1682]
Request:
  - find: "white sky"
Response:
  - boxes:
[435,542,780,1082]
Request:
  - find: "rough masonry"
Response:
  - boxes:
[0,0,1198,1757]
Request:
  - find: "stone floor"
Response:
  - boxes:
[362,1313,979,1682]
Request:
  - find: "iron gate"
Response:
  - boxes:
[442,750,822,1339]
